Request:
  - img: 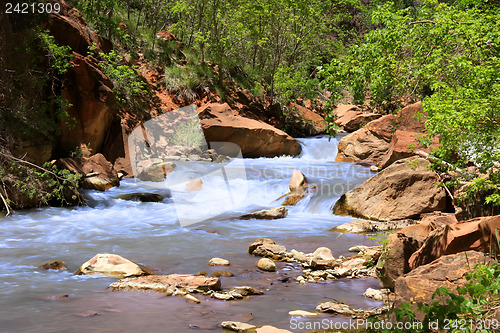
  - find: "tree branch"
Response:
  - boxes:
[408,20,436,25]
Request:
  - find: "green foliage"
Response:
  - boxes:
[71,0,335,105]
[369,263,500,333]
[320,0,499,194]
[323,112,339,139]
[273,65,319,106]
[89,44,147,112]
[39,30,73,75]
[0,149,82,212]
[170,119,205,147]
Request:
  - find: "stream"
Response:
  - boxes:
[0,135,383,333]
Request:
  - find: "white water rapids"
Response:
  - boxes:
[0,135,382,332]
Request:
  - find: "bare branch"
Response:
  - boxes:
[408,20,436,25]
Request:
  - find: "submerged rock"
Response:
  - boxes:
[109,274,221,294]
[115,193,164,202]
[208,286,263,300]
[257,258,276,272]
[221,321,257,332]
[38,260,68,271]
[208,257,230,266]
[211,271,234,277]
[288,310,320,317]
[75,253,150,278]
[241,207,288,220]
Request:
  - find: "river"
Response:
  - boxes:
[0,135,383,333]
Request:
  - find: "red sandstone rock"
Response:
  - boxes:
[332,156,447,221]
[394,251,496,316]
[335,110,382,132]
[199,103,301,158]
[336,102,432,164]
[408,215,500,270]
[378,130,440,169]
[57,153,119,191]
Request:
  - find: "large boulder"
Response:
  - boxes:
[335,110,382,132]
[109,274,221,293]
[75,253,150,278]
[198,103,301,158]
[378,130,441,169]
[379,213,458,289]
[289,103,325,135]
[332,157,447,221]
[394,251,497,310]
[335,114,396,163]
[56,153,119,191]
[408,215,500,270]
[335,102,433,165]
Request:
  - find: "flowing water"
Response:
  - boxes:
[0,135,382,333]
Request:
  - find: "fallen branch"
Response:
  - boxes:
[415,150,462,173]
[0,190,11,216]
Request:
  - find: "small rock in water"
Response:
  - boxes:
[290,249,307,262]
[256,325,293,333]
[40,295,69,301]
[370,165,379,172]
[348,245,368,253]
[115,193,164,202]
[364,288,392,301]
[136,160,175,182]
[208,257,230,266]
[75,253,150,278]
[315,301,358,316]
[109,274,221,293]
[248,238,287,258]
[214,155,230,163]
[185,177,203,191]
[288,310,320,317]
[257,258,276,272]
[184,294,201,303]
[78,311,100,318]
[211,271,234,277]
[38,260,68,271]
[220,321,256,332]
[240,207,288,220]
[310,247,337,269]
